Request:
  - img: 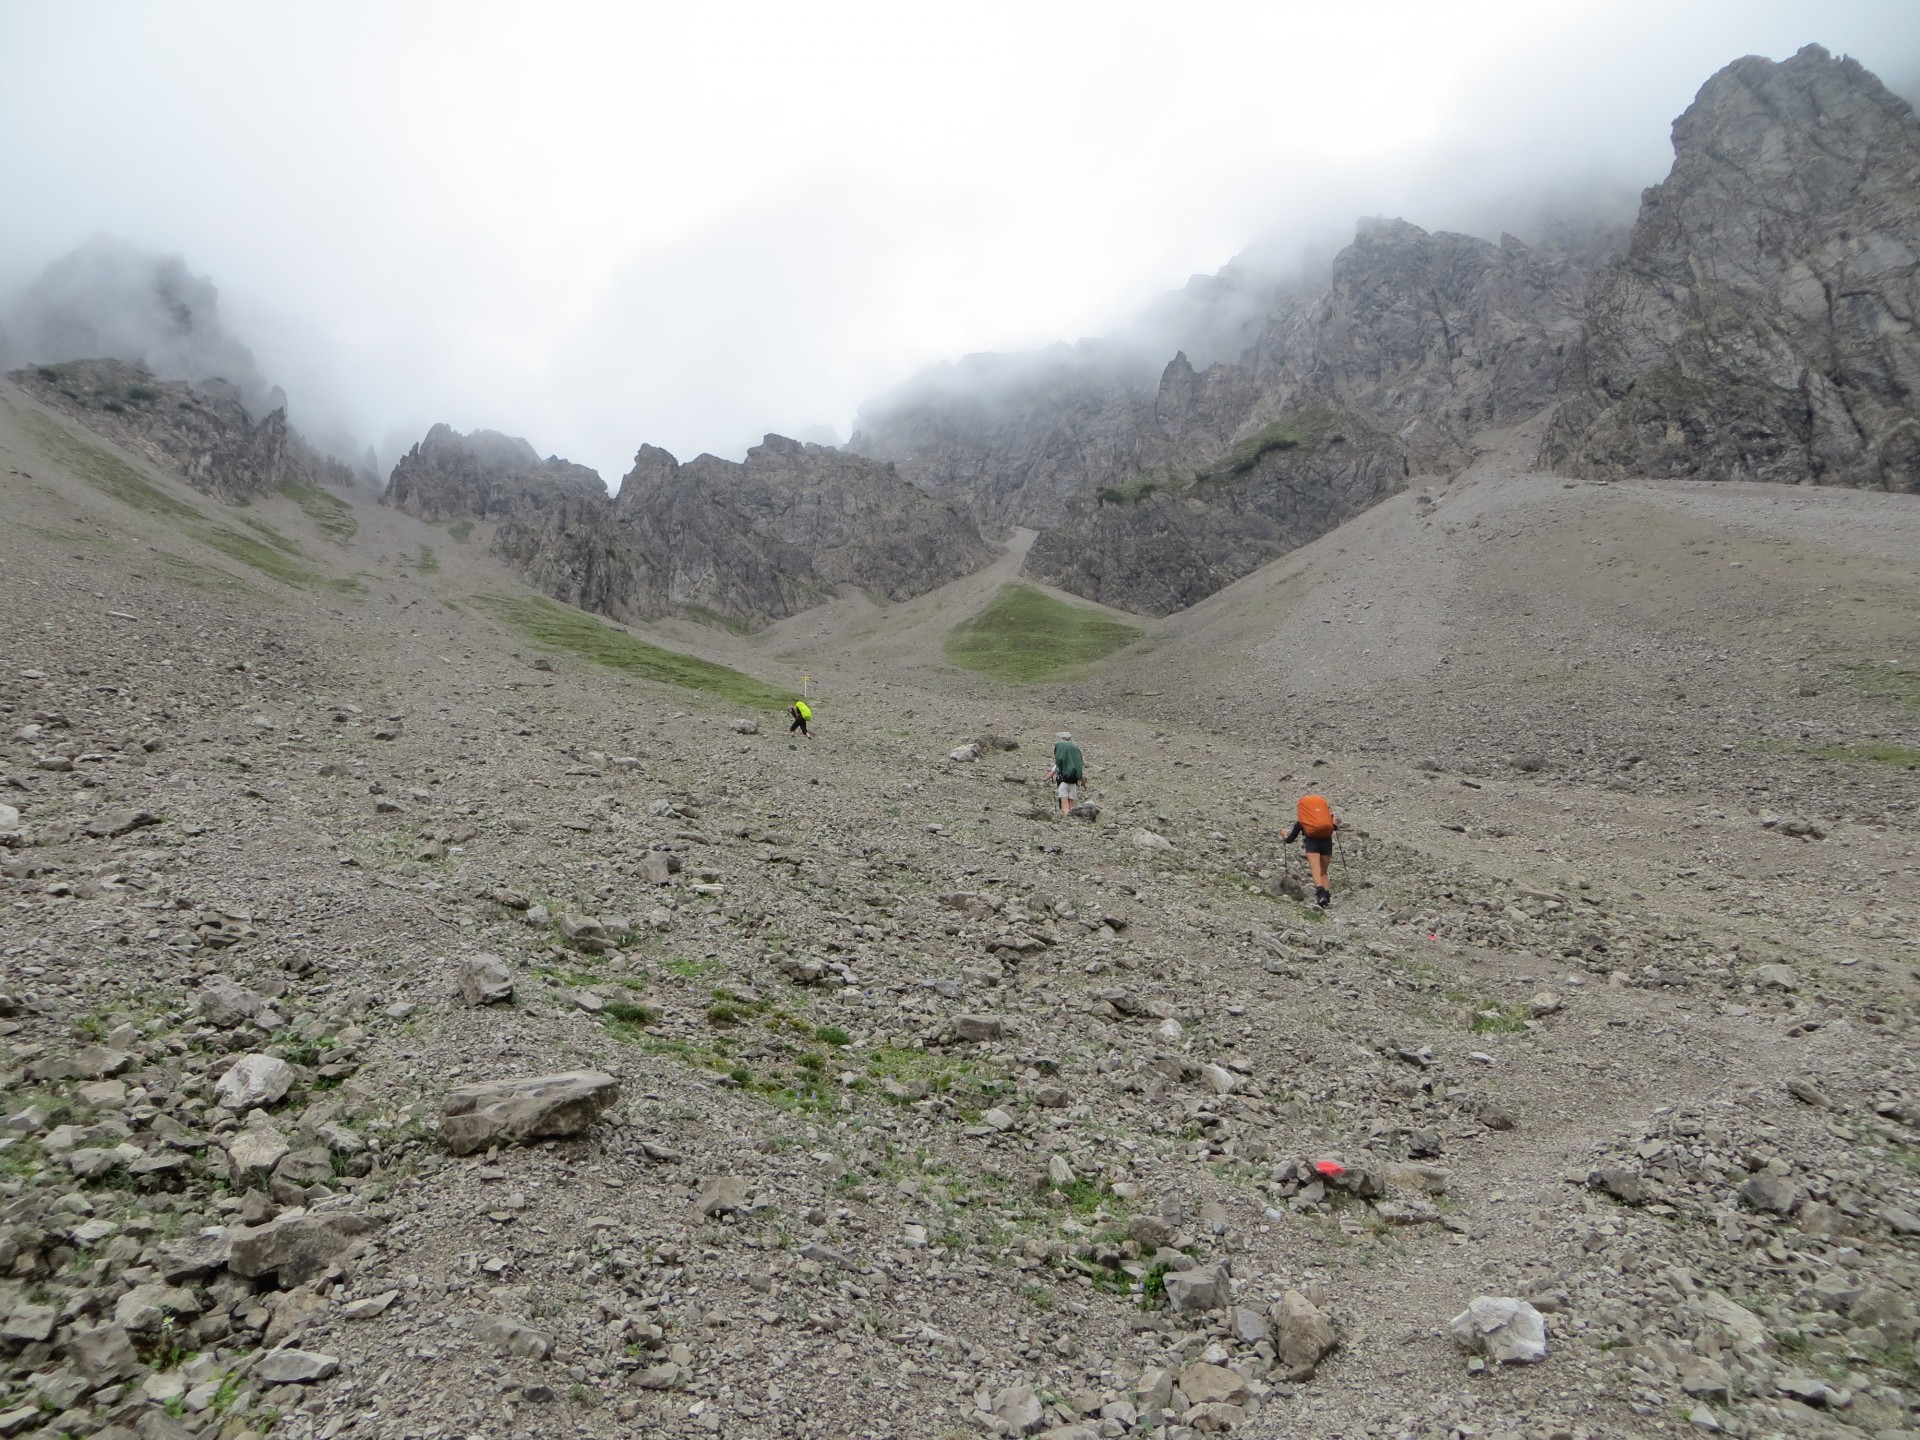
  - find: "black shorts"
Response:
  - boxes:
[1302,836,1333,857]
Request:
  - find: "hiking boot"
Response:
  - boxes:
[1314,887,1331,908]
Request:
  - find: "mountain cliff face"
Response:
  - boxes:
[852,218,1619,550]
[385,424,607,522]
[1543,45,1920,490]
[388,429,991,630]
[850,343,1169,533]
[613,436,992,608]
[1025,408,1407,615]
[861,44,1920,612]
[9,358,358,500]
[857,218,1613,611]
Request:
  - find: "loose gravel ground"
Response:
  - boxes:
[0,387,1917,1440]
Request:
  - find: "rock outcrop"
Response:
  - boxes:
[385,424,607,522]
[1543,45,1920,490]
[853,220,1619,547]
[1025,408,1406,615]
[9,358,360,502]
[389,428,992,630]
[616,436,993,608]
[852,342,1172,532]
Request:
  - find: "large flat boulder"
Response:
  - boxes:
[439,1071,620,1155]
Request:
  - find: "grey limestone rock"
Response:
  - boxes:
[385,424,604,523]
[1544,46,1920,491]
[66,1322,141,1382]
[951,1014,1007,1042]
[401,428,993,633]
[438,1070,620,1154]
[480,1317,552,1361]
[455,953,515,1007]
[10,357,361,502]
[215,1054,295,1111]
[227,1209,382,1286]
[1163,1259,1231,1313]
[198,977,265,1029]
[694,1175,750,1217]
[1449,1295,1549,1363]
[1025,406,1408,616]
[251,1348,340,1384]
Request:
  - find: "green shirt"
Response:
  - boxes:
[1052,741,1084,783]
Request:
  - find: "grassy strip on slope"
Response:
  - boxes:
[24,410,201,521]
[472,593,792,708]
[23,412,361,593]
[1200,406,1363,482]
[277,479,358,543]
[944,583,1142,682]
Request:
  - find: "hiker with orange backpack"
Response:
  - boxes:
[1284,794,1339,908]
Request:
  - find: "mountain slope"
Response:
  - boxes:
[5,368,1920,1440]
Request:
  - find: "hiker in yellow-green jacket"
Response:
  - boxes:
[788,699,812,738]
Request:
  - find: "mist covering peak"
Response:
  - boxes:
[1,236,276,414]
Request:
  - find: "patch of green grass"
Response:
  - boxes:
[603,1000,659,1026]
[472,593,792,709]
[234,514,304,555]
[417,543,439,574]
[600,999,664,1046]
[1809,741,1920,767]
[815,1025,852,1047]
[862,1046,1003,1111]
[1139,1261,1172,1310]
[196,526,362,592]
[1469,1003,1529,1035]
[1045,1177,1108,1215]
[277,479,357,543]
[943,583,1142,683]
[157,556,253,595]
[680,603,754,636]
[662,955,721,979]
[1201,407,1363,481]
[446,518,474,543]
[23,411,201,521]
[1094,470,1181,507]
[1845,663,1920,709]
[21,413,358,593]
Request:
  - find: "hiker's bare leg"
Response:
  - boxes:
[1309,852,1330,889]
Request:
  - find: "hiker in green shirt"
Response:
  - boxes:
[1049,732,1085,815]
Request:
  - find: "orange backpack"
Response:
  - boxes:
[1297,794,1336,841]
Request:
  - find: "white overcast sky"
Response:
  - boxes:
[2,1,1916,482]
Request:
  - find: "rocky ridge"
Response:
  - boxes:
[1024,408,1407,616]
[385,424,607,524]
[9,360,361,503]
[860,46,1917,616]
[390,428,993,631]
[1544,45,1920,491]
[854,218,1615,545]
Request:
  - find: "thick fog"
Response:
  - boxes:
[1,1,1915,484]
